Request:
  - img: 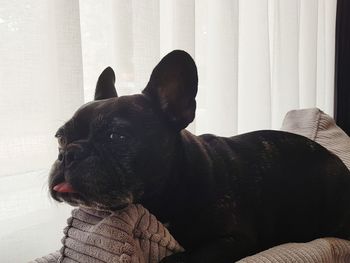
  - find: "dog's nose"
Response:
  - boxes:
[64,144,86,166]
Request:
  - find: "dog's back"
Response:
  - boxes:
[178,129,350,254]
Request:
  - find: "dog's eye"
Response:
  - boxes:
[56,135,66,146]
[109,133,127,141]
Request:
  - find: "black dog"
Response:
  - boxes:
[49,50,350,262]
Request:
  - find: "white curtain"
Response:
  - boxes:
[80,0,336,136]
[0,1,82,261]
[0,0,337,261]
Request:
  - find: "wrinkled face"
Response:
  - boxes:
[49,95,173,209]
[49,50,198,210]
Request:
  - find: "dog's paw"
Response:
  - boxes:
[159,252,187,263]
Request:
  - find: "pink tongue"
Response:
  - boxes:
[53,182,76,193]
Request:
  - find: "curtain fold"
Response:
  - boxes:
[0,0,84,175]
[196,0,239,136]
[238,0,271,134]
[270,0,301,129]
[79,0,336,135]
[317,0,337,115]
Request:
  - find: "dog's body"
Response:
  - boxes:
[49,50,350,262]
[156,129,350,262]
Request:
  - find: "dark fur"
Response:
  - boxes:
[49,50,350,262]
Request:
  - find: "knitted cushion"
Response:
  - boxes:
[62,204,183,263]
[30,252,61,263]
[281,108,350,170]
[32,208,350,263]
[32,210,350,263]
[237,238,350,263]
[30,204,183,263]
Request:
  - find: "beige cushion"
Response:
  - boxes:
[281,108,350,170]
[31,205,183,263]
[237,238,350,263]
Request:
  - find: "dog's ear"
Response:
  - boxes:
[142,50,198,131]
[94,67,118,100]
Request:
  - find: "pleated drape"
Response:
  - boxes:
[79,0,337,136]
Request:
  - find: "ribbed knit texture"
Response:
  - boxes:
[281,108,350,170]
[30,252,61,263]
[238,238,350,263]
[30,204,183,263]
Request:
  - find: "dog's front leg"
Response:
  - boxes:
[159,236,256,263]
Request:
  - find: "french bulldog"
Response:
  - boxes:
[49,50,350,262]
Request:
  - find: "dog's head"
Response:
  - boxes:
[49,50,198,210]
